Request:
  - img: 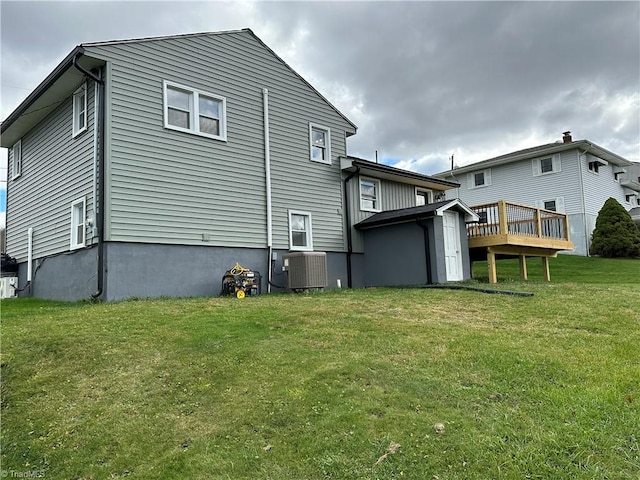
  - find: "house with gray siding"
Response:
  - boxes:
[435,132,640,256]
[2,29,473,301]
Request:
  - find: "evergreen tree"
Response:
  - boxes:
[590,198,640,258]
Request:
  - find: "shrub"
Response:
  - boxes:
[590,197,640,258]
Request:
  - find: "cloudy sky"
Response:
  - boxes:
[1,0,639,224]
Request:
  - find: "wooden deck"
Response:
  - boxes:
[467,201,574,283]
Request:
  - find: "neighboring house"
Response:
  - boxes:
[1,29,474,301]
[435,132,640,256]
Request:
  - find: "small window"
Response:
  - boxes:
[11,140,22,180]
[533,155,561,176]
[163,80,226,141]
[540,157,553,174]
[626,194,636,204]
[288,210,313,251]
[543,200,557,211]
[474,172,485,186]
[73,83,87,137]
[477,211,488,223]
[70,197,86,250]
[416,188,432,206]
[468,169,491,189]
[309,124,331,164]
[360,177,381,212]
[588,161,600,174]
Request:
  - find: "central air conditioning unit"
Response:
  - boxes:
[0,277,18,299]
[282,252,328,291]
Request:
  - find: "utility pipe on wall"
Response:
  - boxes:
[263,88,273,292]
[27,227,33,283]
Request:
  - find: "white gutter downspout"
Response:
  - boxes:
[577,145,592,255]
[27,227,33,284]
[263,88,273,293]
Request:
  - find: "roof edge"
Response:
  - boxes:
[1,46,85,133]
[343,156,460,188]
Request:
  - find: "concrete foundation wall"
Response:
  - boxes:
[17,247,98,301]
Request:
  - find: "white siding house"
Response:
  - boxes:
[435,132,639,256]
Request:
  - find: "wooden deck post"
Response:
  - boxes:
[487,250,497,284]
[498,201,508,235]
[541,256,550,282]
[536,208,543,238]
[519,255,528,280]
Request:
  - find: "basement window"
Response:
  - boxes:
[288,210,313,251]
[163,80,227,141]
[72,82,87,137]
[70,197,86,250]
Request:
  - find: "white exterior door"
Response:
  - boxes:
[443,211,463,281]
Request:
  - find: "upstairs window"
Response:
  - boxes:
[588,161,600,174]
[416,188,433,206]
[163,80,226,141]
[309,124,331,164]
[73,83,87,137]
[11,140,22,180]
[288,210,313,251]
[544,200,557,212]
[468,169,491,189]
[360,177,381,212]
[70,197,86,250]
[533,155,561,176]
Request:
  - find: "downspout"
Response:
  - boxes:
[417,220,433,285]
[27,227,33,293]
[577,144,592,255]
[263,88,273,292]
[72,54,105,299]
[343,165,360,288]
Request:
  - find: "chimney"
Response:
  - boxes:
[562,131,572,143]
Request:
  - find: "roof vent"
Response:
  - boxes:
[562,131,572,143]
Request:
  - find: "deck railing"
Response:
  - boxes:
[467,201,570,241]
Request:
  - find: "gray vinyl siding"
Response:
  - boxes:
[84,31,354,251]
[581,153,631,215]
[347,176,419,252]
[445,149,584,213]
[6,82,96,262]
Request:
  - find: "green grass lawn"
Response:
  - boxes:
[1,256,639,479]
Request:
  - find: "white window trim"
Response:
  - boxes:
[532,154,561,176]
[288,210,313,251]
[359,176,382,212]
[11,139,22,180]
[415,187,433,206]
[467,168,492,189]
[70,197,86,250]
[536,197,565,213]
[163,80,227,141]
[309,123,332,165]
[72,82,88,138]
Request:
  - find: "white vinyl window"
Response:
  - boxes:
[72,83,88,137]
[533,154,561,176]
[288,210,313,251]
[537,197,565,213]
[163,80,227,141]
[360,177,381,212]
[309,124,331,164]
[416,188,433,206]
[467,169,491,189]
[70,197,86,250]
[11,140,22,180]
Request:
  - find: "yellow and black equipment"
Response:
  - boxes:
[221,262,261,298]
